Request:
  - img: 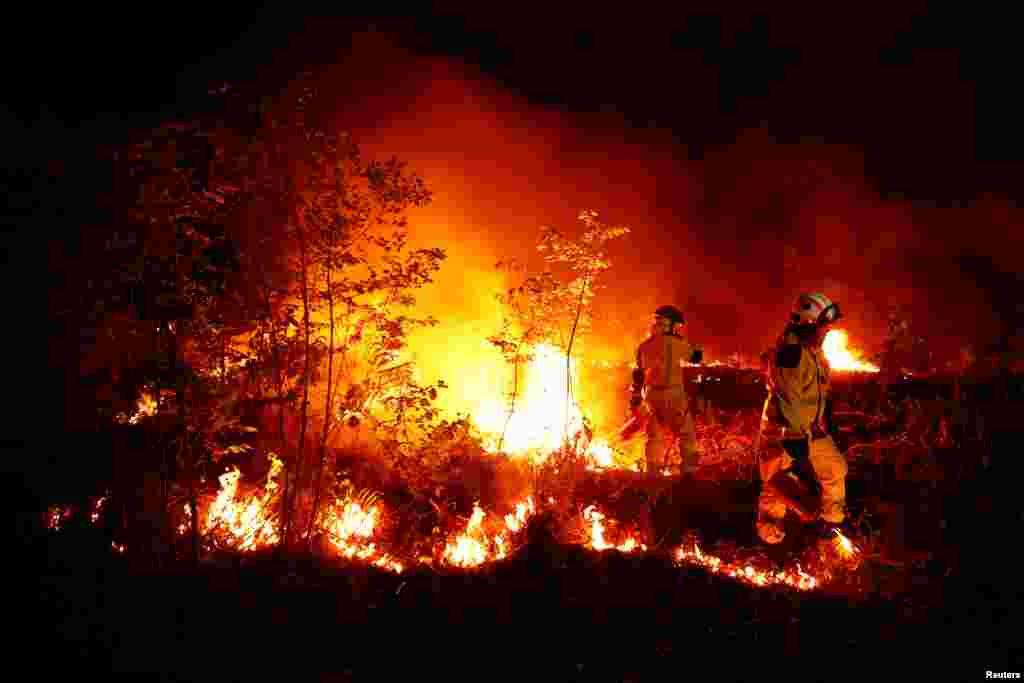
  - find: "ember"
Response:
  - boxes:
[675,543,818,591]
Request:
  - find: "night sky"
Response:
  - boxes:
[23,9,1024,428]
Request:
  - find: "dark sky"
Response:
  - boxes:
[24,8,1024,376]
[15,8,1023,200]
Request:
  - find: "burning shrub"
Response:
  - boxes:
[201,454,283,552]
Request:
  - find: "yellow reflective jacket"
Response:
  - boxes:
[762,329,831,437]
[635,332,700,391]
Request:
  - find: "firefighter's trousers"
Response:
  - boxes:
[756,429,848,544]
[643,385,698,476]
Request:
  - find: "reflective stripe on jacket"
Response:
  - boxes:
[636,333,697,392]
[762,330,831,437]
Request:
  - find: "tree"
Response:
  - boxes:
[90,117,257,565]
[488,211,629,481]
[218,79,446,548]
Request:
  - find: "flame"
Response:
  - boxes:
[54,475,850,591]
[46,505,71,531]
[583,505,647,553]
[202,456,282,551]
[443,497,535,567]
[675,544,818,591]
[823,330,879,372]
[832,528,858,559]
[90,495,108,524]
[586,440,615,470]
[324,500,404,573]
[471,344,600,462]
[115,391,159,424]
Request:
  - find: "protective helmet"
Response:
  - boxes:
[791,292,841,326]
[654,305,685,325]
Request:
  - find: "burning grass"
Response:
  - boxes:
[55,325,947,596]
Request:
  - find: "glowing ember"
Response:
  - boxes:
[675,544,818,591]
[583,505,646,553]
[823,330,879,373]
[203,456,282,551]
[323,499,404,573]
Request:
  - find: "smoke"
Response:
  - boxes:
[259,28,1021,383]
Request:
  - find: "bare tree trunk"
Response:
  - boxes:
[169,325,197,567]
[497,346,521,455]
[291,211,312,546]
[266,286,290,553]
[154,322,170,557]
[564,276,588,446]
[309,234,335,544]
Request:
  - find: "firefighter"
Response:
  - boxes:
[630,305,703,477]
[756,292,849,544]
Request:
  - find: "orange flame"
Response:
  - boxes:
[583,505,647,553]
[323,500,404,573]
[202,456,282,551]
[823,330,879,372]
[442,497,536,567]
[126,392,157,424]
[832,528,859,560]
[675,543,818,591]
[471,343,609,465]
[46,505,71,531]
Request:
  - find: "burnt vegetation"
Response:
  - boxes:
[32,80,1024,677]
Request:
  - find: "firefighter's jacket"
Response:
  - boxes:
[633,333,701,396]
[762,328,832,438]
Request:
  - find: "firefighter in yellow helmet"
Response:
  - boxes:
[630,305,703,477]
[756,292,849,544]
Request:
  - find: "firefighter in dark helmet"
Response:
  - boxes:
[629,305,703,477]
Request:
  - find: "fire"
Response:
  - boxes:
[823,329,879,373]
[832,528,858,560]
[57,478,855,592]
[583,505,646,553]
[116,391,158,424]
[471,343,604,463]
[46,504,71,531]
[675,543,818,591]
[202,456,282,551]
[323,500,404,573]
[90,494,108,524]
[442,497,536,568]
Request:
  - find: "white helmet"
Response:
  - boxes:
[791,292,841,326]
